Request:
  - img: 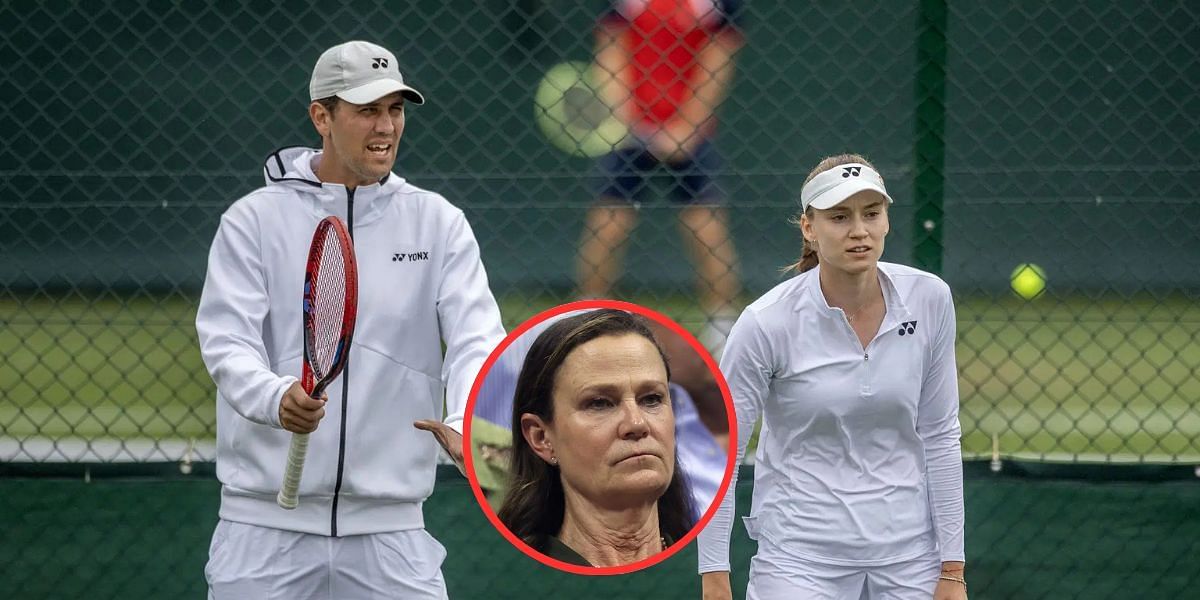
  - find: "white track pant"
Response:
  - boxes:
[205,519,448,600]
[747,544,940,600]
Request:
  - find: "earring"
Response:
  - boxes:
[550,457,558,466]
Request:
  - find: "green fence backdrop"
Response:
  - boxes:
[2,0,1198,598]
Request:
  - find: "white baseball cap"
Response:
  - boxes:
[800,163,893,211]
[309,41,425,105]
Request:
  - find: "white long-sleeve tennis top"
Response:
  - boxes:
[196,147,505,537]
[697,262,965,570]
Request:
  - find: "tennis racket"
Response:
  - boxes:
[534,61,629,158]
[277,215,358,510]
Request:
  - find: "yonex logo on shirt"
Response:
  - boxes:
[372,58,389,69]
[392,251,429,262]
[842,166,862,177]
[899,321,917,336]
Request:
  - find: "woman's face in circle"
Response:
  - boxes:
[547,333,675,509]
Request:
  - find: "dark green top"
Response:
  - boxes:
[542,536,591,566]
[541,534,676,567]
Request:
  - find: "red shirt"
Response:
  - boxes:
[602,0,743,129]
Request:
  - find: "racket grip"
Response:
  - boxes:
[277,433,310,509]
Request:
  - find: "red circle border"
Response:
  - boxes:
[461,299,738,576]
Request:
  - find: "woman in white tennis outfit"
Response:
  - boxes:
[698,154,967,599]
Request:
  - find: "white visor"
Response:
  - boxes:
[800,163,892,211]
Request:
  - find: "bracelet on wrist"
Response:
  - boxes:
[938,574,967,587]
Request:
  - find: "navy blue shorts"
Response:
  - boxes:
[592,137,724,205]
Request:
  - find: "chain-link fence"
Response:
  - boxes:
[2,0,1199,598]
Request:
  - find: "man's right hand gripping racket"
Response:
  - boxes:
[277,215,358,510]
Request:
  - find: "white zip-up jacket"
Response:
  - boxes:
[196,147,506,537]
[698,262,965,570]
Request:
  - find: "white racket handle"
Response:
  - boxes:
[277,432,310,509]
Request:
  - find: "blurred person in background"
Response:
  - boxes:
[697,154,967,600]
[576,0,745,357]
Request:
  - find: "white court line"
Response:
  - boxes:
[0,436,216,463]
[961,450,1200,465]
[0,437,462,466]
[3,438,1194,467]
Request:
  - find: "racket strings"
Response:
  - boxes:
[308,233,350,380]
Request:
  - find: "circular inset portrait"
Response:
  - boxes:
[463,300,736,575]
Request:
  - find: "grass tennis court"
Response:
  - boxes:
[2,292,1198,462]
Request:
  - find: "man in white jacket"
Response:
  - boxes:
[196,40,506,599]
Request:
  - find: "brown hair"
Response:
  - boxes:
[314,96,340,119]
[784,153,881,274]
[496,309,696,555]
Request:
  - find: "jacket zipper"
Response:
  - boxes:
[330,188,355,537]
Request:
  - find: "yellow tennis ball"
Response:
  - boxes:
[1010,263,1047,300]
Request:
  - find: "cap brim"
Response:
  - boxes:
[807,181,892,210]
[336,79,426,105]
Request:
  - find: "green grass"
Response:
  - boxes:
[0,295,212,439]
[2,292,1198,462]
[956,295,1200,461]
